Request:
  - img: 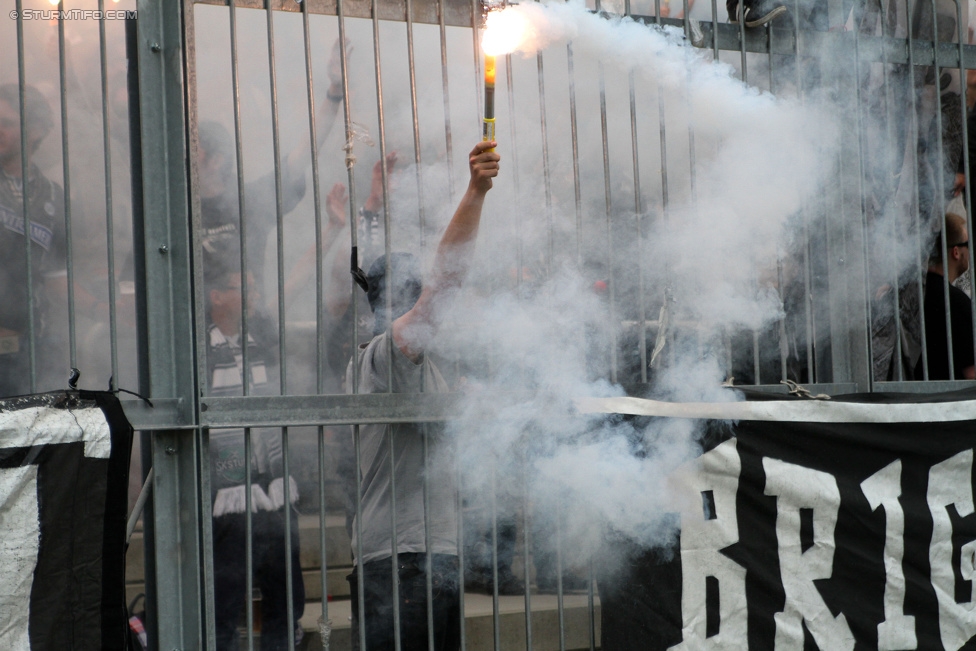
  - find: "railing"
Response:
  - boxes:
[6,0,976,647]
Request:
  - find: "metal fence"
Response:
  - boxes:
[5,0,976,647]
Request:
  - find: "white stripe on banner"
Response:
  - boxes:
[574,396,976,423]
[0,407,110,458]
[0,465,39,651]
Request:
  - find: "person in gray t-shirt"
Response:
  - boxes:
[346,140,500,651]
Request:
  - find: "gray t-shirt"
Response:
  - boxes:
[347,332,457,564]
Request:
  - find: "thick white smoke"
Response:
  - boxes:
[418,0,844,570]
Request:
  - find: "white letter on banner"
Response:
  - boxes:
[928,449,976,651]
[764,458,854,651]
[669,439,747,650]
[860,460,916,650]
[0,465,40,651]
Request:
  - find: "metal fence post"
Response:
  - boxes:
[134,0,202,648]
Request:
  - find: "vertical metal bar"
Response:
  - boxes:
[711,0,720,58]
[587,558,596,651]
[953,0,976,367]
[736,5,755,385]
[228,0,252,392]
[473,0,485,133]
[182,3,217,642]
[317,425,329,628]
[791,0,816,383]
[657,64,673,372]
[720,327,730,378]
[904,0,930,381]
[371,0,395,395]
[874,0,907,383]
[420,362,433,648]
[98,0,120,387]
[753,330,761,383]
[651,2,675,373]
[297,0,331,639]
[335,0,360,393]
[13,1,37,392]
[299,0,326,396]
[851,3,877,390]
[778,262,788,380]
[331,0,366,636]
[505,56,525,289]
[628,70,648,382]
[199,429,216,651]
[125,14,157,646]
[263,0,288,395]
[405,0,429,250]
[245,428,255,651]
[802,217,816,381]
[567,44,584,269]
[657,90,669,214]
[927,0,956,381]
[490,459,501,651]
[282,428,296,650]
[737,3,748,81]
[136,0,202,646]
[456,449,468,651]
[438,0,457,201]
[598,62,617,383]
[555,503,566,651]
[388,427,403,651]
[55,3,77,369]
[521,465,533,651]
[354,425,367,651]
[686,100,699,206]
[538,52,555,278]
[826,140,851,383]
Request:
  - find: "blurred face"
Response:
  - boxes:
[210,272,257,325]
[197,145,227,197]
[959,228,971,275]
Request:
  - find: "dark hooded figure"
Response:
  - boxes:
[365,252,423,337]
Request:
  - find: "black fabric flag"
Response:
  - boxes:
[0,391,131,651]
[596,387,976,651]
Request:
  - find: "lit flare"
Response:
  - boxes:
[481,8,527,150]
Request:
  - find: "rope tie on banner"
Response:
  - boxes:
[650,286,673,369]
[344,121,375,170]
[781,379,831,400]
[317,616,332,651]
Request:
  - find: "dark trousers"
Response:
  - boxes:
[348,553,460,651]
[213,509,305,651]
[464,516,517,580]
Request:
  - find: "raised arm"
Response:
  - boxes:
[392,141,499,360]
[284,39,351,175]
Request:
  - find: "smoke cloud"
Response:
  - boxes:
[414,0,844,569]
[4,0,950,583]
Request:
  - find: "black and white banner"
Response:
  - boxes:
[0,392,131,651]
[584,388,976,651]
